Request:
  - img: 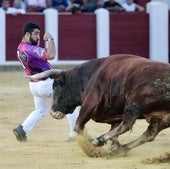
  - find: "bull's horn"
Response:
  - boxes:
[27,69,62,80]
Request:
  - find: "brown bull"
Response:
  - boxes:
[28,54,170,156]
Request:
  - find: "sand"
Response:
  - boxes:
[0,71,169,169]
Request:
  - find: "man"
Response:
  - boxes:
[122,0,144,12]
[26,0,51,12]
[51,0,69,12]
[0,0,25,15]
[13,22,78,142]
[103,0,124,12]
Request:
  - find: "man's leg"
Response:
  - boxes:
[13,95,51,142]
[66,106,80,140]
[22,96,51,133]
[13,79,53,142]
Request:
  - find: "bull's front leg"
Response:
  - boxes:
[92,122,121,147]
[109,122,122,149]
[91,120,132,146]
[74,107,92,134]
[92,104,140,151]
[91,120,136,156]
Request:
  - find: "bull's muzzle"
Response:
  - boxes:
[50,111,65,119]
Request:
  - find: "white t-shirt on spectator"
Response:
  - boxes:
[27,0,47,8]
[122,3,136,11]
[0,7,25,14]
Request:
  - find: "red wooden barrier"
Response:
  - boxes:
[110,12,149,58]
[58,13,96,60]
[6,14,45,61]
[5,12,157,61]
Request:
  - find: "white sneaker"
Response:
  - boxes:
[67,131,77,142]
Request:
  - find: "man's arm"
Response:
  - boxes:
[43,33,56,60]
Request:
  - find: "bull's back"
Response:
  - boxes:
[87,54,170,104]
[100,54,170,82]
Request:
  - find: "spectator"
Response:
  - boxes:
[51,0,69,12]
[0,0,25,15]
[97,0,104,9]
[27,0,51,12]
[83,0,104,12]
[66,0,85,14]
[122,0,144,12]
[13,0,27,11]
[0,0,13,6]
[103,0,124,12]
[83,0,98,12]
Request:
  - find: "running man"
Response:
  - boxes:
[13,22,78,142]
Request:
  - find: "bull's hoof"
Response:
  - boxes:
[110,144,128,157]
[91,137,105,147]
[111,142,121,151]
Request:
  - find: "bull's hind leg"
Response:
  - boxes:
[120,114,170,154]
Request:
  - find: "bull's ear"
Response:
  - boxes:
[49,73,62,79]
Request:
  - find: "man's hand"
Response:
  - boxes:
[43,33,53,41]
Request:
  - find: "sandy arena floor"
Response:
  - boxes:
[0,71,170,169]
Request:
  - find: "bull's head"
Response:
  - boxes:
[28,69,77,119]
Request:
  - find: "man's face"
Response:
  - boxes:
[2,0,10,10]
[29,29,40,46]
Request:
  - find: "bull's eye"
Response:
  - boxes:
[55,79,64,86]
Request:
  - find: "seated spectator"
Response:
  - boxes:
[0,0,13,6]
[66,0,85,14]
[51,0,69,12]
[13,0,27,11]
[83,0,104,13]
[103,0,124,12]
[83,0,98,12]
[0,0,25,15]
[27,0,51,12]
[97,0,104,9]
[122,0,144,12]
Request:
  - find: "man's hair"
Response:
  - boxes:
[22,22,40,37]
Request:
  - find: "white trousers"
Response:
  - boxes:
[22,78,79,137]
[66,106,79,138]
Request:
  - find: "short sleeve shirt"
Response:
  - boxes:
[27,0,47,8]
[17,42,51,75]
[122,3,136,12]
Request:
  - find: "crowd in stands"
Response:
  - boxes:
[0,0,145,14]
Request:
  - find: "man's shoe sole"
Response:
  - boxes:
[12,129,27,142]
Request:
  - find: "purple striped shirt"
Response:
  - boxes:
[17,42,51,75]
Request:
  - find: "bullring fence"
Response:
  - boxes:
[0,1,169,66]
